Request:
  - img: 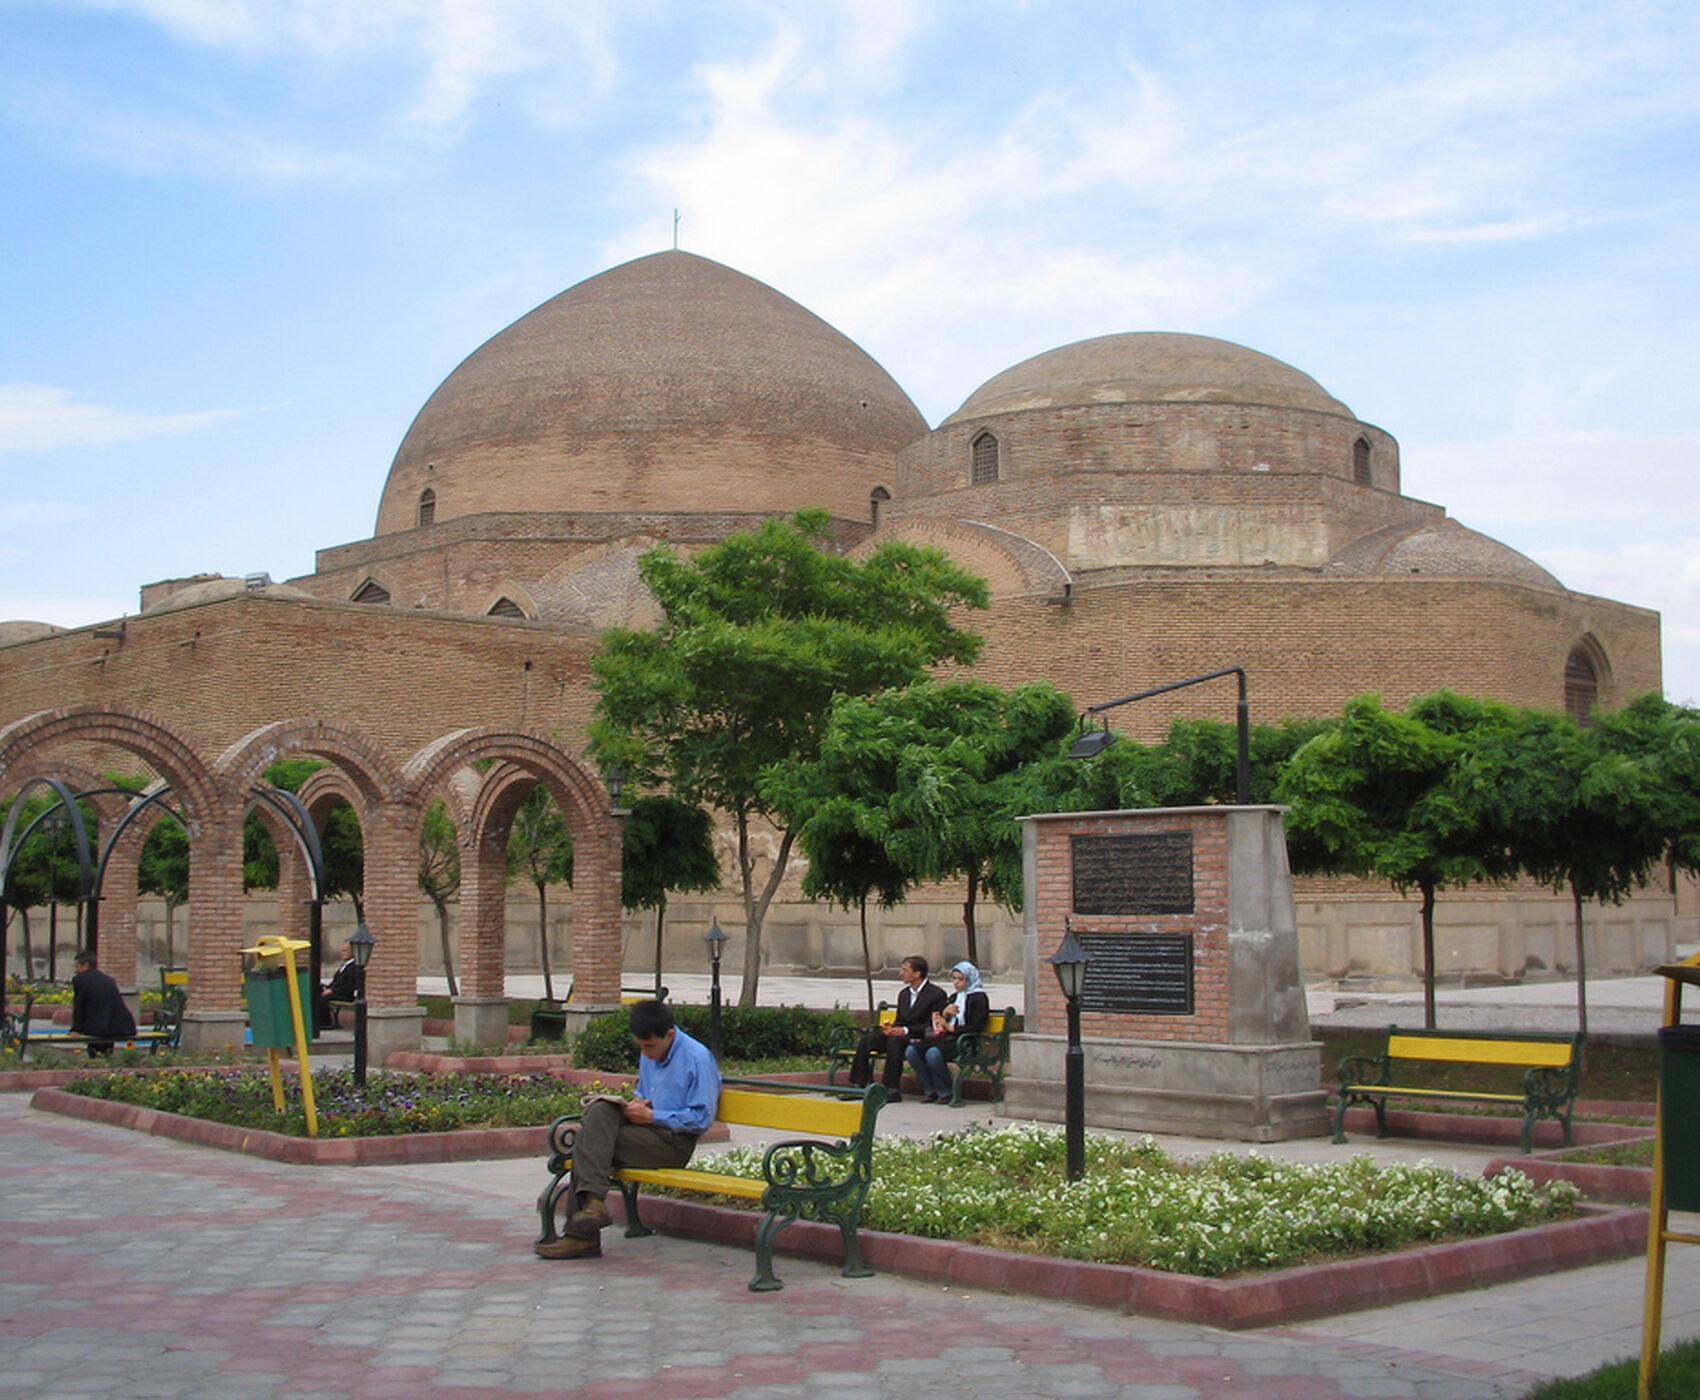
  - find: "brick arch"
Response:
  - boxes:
[0,705,224,831]
[216,719,404,810]
[407,730,622,1011]
[858,515,1072,598]
[0,705,241,1044]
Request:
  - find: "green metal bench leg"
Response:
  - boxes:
[1333,1095,1349,1143]
[749,1209,794,1292]
[617,1180,655,1237]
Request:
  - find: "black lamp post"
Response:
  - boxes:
[349,923,376,1086]
[604,764,630,817]
[1049,921,1092,1181]
[704,917,728,1060]
[1068,665,1251,805]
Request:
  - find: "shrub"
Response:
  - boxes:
[573,1002,857,1071]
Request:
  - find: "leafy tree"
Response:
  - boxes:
[418,798,461,996]
[620,795,723,997]
[507,784,573,1003]
[1277,693,1501,1028]
[765,679,1076,969]
[590,510,989,1005]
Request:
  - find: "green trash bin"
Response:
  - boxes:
[245,965,317,1049]
[1658,1025,1700,1212]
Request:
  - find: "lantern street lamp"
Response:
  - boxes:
[348,923,376,1087]
[704,917,729,1060]
[1048,920,1092,1181]
[604,764,630,817]
[1067,665,1251,805]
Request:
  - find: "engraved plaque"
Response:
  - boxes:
[1077,931,1194,1016]
[1071,832,1194,915]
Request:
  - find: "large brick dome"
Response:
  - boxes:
[942,331,1352,424]
[375,251,926,535]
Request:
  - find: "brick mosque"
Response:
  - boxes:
[0,250,1677,1052]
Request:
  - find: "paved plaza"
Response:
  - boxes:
[5,965,1699,1399]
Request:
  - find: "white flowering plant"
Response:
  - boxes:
[702,1124,1581,1277]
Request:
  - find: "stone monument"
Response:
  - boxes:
[1004,805,1329,1141]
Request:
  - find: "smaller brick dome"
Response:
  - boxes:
[944,332,1352,424]
[1328,520,1561,587]
[0,619,64,647]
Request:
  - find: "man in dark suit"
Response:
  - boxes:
[316,940,363,1029]
[847,956,946,1102]
[70,949,136,1056]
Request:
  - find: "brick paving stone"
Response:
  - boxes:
[0,1092,1643,1400]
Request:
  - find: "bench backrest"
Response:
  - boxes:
[1386,1029,1578,1069]
[717,1086,870,1138]
[984,1011,1007,1036]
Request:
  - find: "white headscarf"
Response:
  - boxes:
[947,960,984,1025]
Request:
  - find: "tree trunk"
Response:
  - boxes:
[963,867,981,969]
[1571,883,1589,1069]
[735,813,796,1007]
[1419,880,1437,1030]
[434,895,458,997]
[860,896,875,1018]
[536,880,556,1003]
[17,907,34,979]
[652,896,667,998]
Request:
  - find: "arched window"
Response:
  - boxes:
[352,579,391,605]
[869,485,890,526]
[1564,648,1599,726]
[1353,437,1372,486]
[417,488,436,527]
[971,431,1000,485]
[487,596,526,619]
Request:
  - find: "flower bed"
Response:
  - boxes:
[59,1067,592,1137]
[700,1125,1583,1278]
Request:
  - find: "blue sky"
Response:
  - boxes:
[3,1,1697,704]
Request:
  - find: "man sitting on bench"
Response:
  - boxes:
[71,949,136,1056]
[535,999,720,1262]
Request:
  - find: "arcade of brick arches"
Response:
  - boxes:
[0,703,622,1057]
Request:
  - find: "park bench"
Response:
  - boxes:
[2,989,182,1059]
[1333,1026,1583,1154]
[825,1003,1015,1106]
[537,1078,887,1291]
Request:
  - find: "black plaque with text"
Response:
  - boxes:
[1077,931,1194,1016]
[1071,832,1194,915]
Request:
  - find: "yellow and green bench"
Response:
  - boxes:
[825,1003,1014,1106]
[536,1078,887,1291]
[1334,1026,1583,1154]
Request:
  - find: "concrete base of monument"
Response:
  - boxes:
[1005,1032,1331,1143]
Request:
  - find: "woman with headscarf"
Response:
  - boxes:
[905,959,989,1103]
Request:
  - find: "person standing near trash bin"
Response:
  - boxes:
[70,949,136,1055]
[536,999,720,1261]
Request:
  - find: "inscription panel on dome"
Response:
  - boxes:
[1075,930,1194,1016]
[1071,833,1193,915]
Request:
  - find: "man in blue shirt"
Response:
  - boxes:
[536,999,720,1261]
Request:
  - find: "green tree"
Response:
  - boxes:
[620,795,723,997]
[1277,693,1501,1028]
[589,510,988,1005]
[507,784,573,1003]
[418,798,462,996]
[766,679,1076,969]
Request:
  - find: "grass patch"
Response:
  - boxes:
[1520,1335,1700,1398]
[61,1067,593,1137]
[1317,1034,1656,1104]
[1549,1139,1655,1168]
[695,1125,1582,1277]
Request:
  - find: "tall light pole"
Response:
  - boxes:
[349,922,376,1086]
[1068,665,1251,805]
[704,917,728,1061]
[1049,920,1092,1182]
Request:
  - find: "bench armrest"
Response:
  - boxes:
[1336,1054,1388,1089]
[1523,1064,1577,1104]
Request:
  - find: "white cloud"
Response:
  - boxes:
[0,384,243,453]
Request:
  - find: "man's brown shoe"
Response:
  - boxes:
[535,1234,602,1260]
[566,1195,612,1238]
